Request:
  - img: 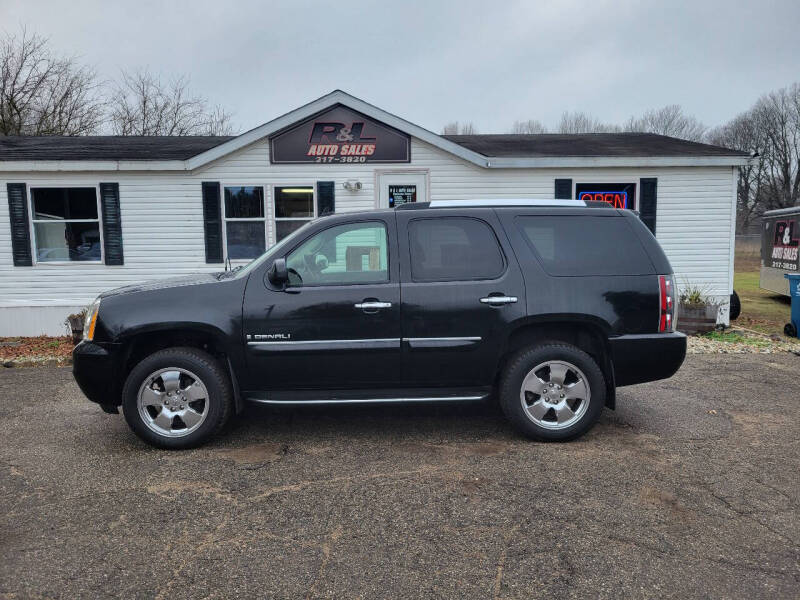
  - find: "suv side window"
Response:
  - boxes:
[408,217,505,281]
[516,215,654,276]
[286,221,389,286]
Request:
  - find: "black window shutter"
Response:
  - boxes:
[99,183,124,265]
[316,181,335,216]
[639,178,658,235]
[202,182,223,263]
[7,183,32,266]
[554,178,572,199]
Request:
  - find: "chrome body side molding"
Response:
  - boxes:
[247,336,482,351]
[404,336,482,349]
[247,338,400,352]
[246,395,487,405]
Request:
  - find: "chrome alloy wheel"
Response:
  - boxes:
[519,360,591,430]
[137,368,209,438]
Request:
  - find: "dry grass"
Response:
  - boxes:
[733,247,792,335]
[0,336,74,362]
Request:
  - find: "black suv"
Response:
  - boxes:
[73,200,686,448]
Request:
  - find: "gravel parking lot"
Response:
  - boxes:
[1,353,799,599]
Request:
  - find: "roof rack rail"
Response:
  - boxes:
[395,199,620,210]
[418,199,590,209]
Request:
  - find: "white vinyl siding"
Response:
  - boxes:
[0,137,737,334]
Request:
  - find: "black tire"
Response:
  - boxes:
[785,322,798,338]
[498,343,606,442]
[122,347,232,449]
[729,290,741,321]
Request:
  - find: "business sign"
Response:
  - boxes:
[270,105,411,164]
[388,185,416,207]
[575,183,636,209]
[764,217,799,271]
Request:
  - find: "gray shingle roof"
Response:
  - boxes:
[0,132,746,161]
[0,136,234,160]
[442,132,748,158]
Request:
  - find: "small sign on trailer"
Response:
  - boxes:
[760,207,800,296]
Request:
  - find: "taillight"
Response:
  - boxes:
[659,275,675,332]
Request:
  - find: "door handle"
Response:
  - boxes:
[480,295,518,306]
[355,301,392,310]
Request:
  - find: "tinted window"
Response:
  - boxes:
[223,186,265,260]
[31,188,100,262]
[32,188,97,220]
[408,217,504,281]
[33,222,101,262]
[517,216,654,276]
[275,186,313,218]
[286,222,388,286]
[275,186,315,242]
[226,222,266,259]
[224,186,264,218]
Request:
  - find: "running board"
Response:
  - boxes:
[245,388,490,405]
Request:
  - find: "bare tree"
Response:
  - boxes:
[708,82,800,231]
[0,28,104,135]
[557,111,620,134]
[441,121,477,135]
[708,111,767,230]
[750,84,800,211]
[510,119,547,134]
[625,104,707,142]
[108,69,234,135]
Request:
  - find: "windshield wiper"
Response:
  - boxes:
[216,265,244,280]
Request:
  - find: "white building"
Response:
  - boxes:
[0,90,749,335]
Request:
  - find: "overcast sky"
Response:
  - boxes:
[3,0,799,134]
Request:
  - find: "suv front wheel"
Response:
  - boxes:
[499,343,606,441]
[122,347,233,449]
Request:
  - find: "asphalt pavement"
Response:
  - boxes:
[1,353,798,599]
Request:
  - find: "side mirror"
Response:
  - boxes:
[268,258,288,286]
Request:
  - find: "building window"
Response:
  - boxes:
[30,187,101,262]
[275,186,314,242]
[224,186,266,259]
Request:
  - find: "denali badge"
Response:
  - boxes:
[247,333,292,341]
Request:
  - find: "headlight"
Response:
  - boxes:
[84,299,101,341]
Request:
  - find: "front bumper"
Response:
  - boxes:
[72,340,123,407]
[608,332,687,387]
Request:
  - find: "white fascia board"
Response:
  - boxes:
[0,299,95,307]
[485,155,752,168]
[185,89,491,170]
[0,159,186,172]
[0,153,750,173]
[0,153,751,173]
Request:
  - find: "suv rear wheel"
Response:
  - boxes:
[498,343,606,441]
[122,347,232,449]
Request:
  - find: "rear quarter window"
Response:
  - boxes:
[516,215,655,276]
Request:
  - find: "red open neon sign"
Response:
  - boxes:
[579,191,628,209]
